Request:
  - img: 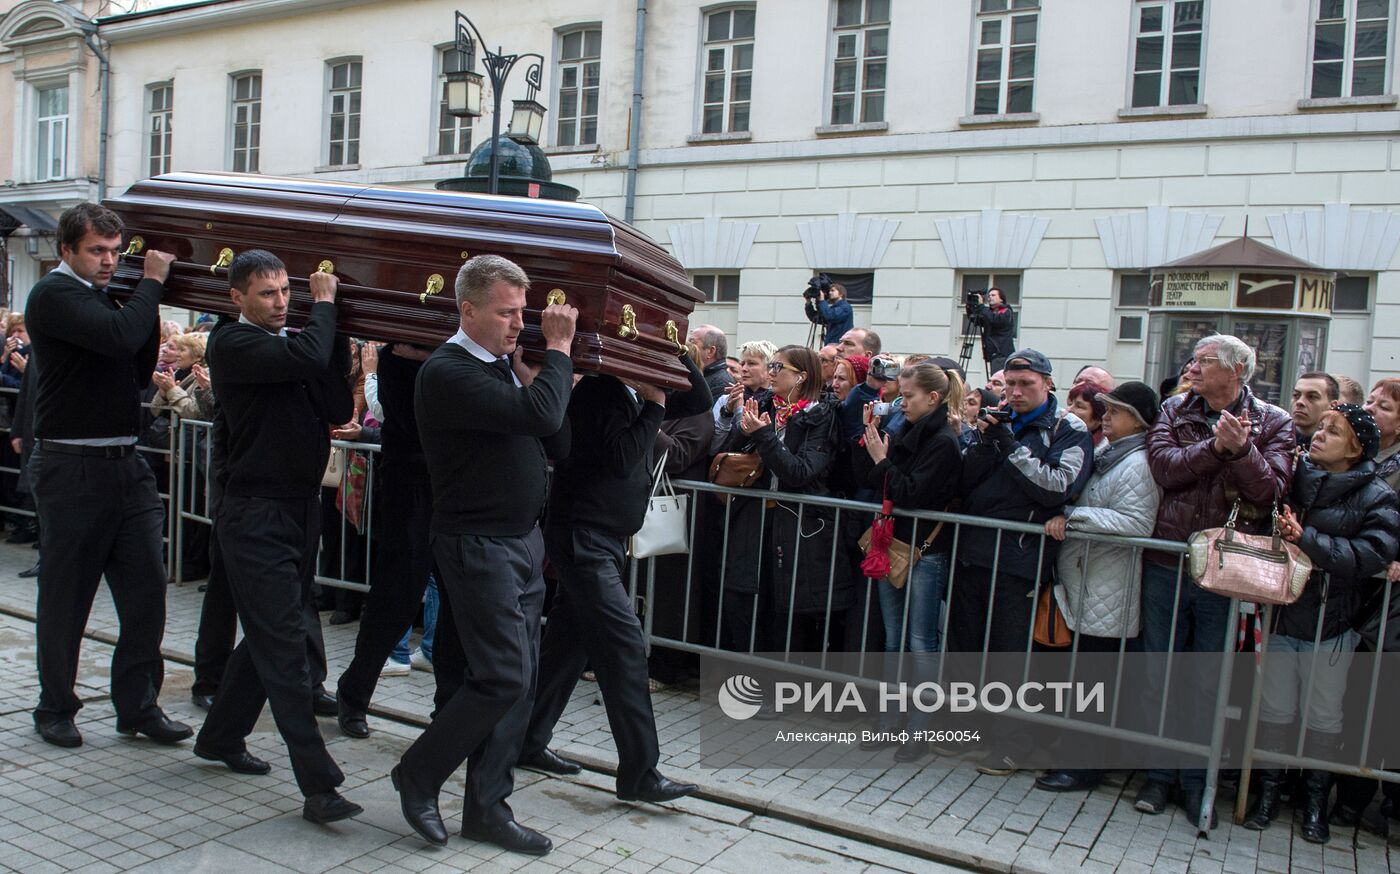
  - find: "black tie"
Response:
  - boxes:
[490,357,514,382]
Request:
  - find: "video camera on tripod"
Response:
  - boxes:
[803,273,834,308]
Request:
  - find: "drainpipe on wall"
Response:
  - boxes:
[623,0,647,225]
[82,26,110,202]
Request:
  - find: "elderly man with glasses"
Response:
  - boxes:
[1135,334,1296,831]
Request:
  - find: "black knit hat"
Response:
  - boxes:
[1100,381,1159,429]
[1332,403,1380,461]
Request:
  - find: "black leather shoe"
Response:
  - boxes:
[1034,770,1100,793]
[893,739,931,763]
[461,818,552,856]
[35,717,82,748]
[194,745,271,775]
[617,774,698,804]
[519,748,582,775]
[312,690,337,716]
[191,693,215,711]
[390,765,448,846]
[1134,779,1171,815]
[116,711,194,744]
[18,562,40,578]
[303,790,363,824]
[1180,785,1218,832]
[7,524,38,544]
[338,706,369,739]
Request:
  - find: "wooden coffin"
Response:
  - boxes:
[102,172,704,389]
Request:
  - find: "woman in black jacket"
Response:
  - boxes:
[853,361,964,760]
[719,345,849,653]
[1244,405,1400,843]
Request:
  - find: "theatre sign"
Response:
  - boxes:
[1146,237,1335,405]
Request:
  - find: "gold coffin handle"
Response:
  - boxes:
[665,320,685,354]
[419,273,445,303]
[122,236,145,257]
[546,289,566,306]
[209,247,234,274]
[617,304,638,340]
[317,259,335,274]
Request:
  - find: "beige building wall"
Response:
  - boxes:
[94,0,1400,391]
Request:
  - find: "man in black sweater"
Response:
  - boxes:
[25,203,191,749]
[335,342,464,737]
[391,255,575,855]
[193,250,362,826]
[518,356,710,803]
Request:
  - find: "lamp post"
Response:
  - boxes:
[445,10,547,196]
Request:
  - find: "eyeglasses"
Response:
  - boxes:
[1189,355,1222,369]
[766,361,801,375]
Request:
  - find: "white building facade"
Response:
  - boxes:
[84,0,1400,399]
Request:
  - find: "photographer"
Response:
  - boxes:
[967,287,1016,374]
[803,275,853,347]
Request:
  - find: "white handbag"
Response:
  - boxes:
[631,452,690,559]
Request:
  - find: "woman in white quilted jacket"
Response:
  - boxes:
[1034,380,1163,794]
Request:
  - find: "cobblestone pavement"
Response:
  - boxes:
[0,541,1395,873]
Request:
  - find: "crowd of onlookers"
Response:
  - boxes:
[675,321,1400,841]
[3,297,1399,841]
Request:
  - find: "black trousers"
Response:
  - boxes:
[399,527,545,826]
[32,447,167,724]
[196,495,342,797]
[191,519,329,698]
[945,562,1035,654]
[337,476,452,715]
[524,525,660,792]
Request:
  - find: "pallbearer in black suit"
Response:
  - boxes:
[25,203,192,749]
[392,255,576,854]
[518,355,710,803]
[193,250,362,825]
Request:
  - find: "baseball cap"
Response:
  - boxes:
[1004,349,1053,376]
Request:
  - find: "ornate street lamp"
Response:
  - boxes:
[446,10,546,195]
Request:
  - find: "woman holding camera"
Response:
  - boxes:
[853,361,964,760]
[719,345,849,653]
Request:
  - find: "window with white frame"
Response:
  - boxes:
[230,72,261,173]
[829,0,889,125]
[1310,0,1392,99]
[700,6,755,134]
[1116,272,1151,341]
[555,27,601,147]
[691,272,741,303]
[327,59,362,166]
[35,85,69,181]
[972,0,1038,116]
[436,47,473,156]
[1129,0,1204,107]
[147,83,173,177]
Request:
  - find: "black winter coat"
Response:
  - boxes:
[721,401,853,614]
[852,405,963,551]
[1273,458,1400,641]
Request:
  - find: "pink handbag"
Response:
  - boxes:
[1186,502,1312,606]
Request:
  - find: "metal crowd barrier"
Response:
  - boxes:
[160,414,1397,834]
[172,416,379,594]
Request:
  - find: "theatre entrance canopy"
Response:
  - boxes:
[1147,236,1335,406]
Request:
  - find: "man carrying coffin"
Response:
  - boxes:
[517,352,710,803]
[194,250,362,825]
[391,255,576,854]
[25,203,191,749]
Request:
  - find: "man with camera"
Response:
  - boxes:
[803,274,853,347]
[967,287,1016,376]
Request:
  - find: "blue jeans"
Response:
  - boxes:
[875,552,948,731]
[877,551,949,654]
[1140,560,1232,791]
[391,572,440,664]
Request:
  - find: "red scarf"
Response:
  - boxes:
[772,397,811,431]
